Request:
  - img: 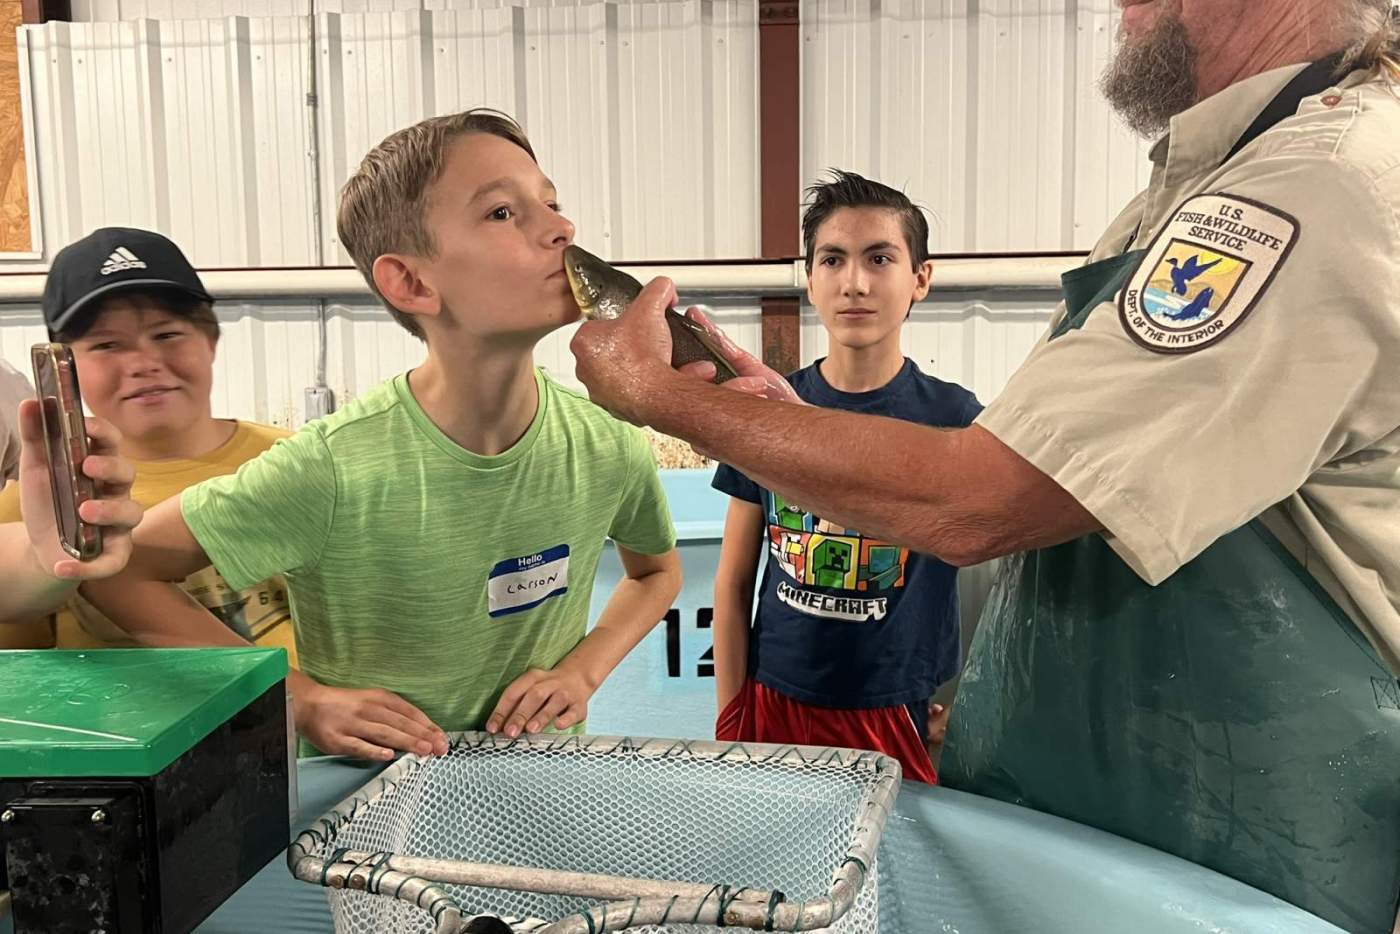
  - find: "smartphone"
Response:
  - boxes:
[30,343,102,561]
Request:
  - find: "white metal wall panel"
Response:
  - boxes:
[26,22,162,250]
[316,4,760,264]
[242,16,320,262]
[70,0,709,20]
[0,309,49,377]
[1071,0,1153,238]
[972,0,1069,249]
[323,300,427,407]
[600,0,760,258]
[60,0,1152,256]
[73,1,312,19]
[10,0,1125,430]
[18,17,317,266]
[316,11,445,267]
[211,303,324,426]
[803,0,1153,252]
[7,5,762,424]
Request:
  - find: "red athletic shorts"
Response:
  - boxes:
[714,678,937,784]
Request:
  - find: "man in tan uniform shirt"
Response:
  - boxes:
[1014,62,1400,672]
[568,1,1400,930]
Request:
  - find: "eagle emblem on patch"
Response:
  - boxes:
[1120,193,1298,353]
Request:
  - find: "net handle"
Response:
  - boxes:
[288,850,464,934]
[301,847,786,904]
[540,881,834,933]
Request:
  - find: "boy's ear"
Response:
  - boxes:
[372,253,442,322]
[911,259,934,303]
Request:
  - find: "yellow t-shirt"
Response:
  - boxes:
[0,420,297,665]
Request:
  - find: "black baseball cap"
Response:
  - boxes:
[42,227,214,336]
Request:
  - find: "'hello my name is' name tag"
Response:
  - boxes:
[487,545,570,618]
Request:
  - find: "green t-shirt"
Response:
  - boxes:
[182,368,676,735]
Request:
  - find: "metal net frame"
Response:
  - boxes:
[288,732,901,934]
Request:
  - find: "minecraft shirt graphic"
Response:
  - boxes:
[766,493,909,623]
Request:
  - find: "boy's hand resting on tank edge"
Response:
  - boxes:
[292,675,449,761]
[486,666,593,738]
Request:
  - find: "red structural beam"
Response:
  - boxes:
[758,1,801,377]
[21,0,70,24]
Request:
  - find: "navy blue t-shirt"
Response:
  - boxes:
[712,358,983,709]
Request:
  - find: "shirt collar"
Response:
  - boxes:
[1149,62,1312,182]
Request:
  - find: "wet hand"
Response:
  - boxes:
[677,307,803,405]
[485,667,593,738]
[569,277,679,426]
[17,399,143,581]
[674,307,805,461]
[293,678,449,761]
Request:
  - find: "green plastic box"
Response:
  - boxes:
[1,648,291,933]
[0,647,287,776]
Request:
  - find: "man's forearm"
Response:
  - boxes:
[647,373,1098,564]
[647,375,989,562]
[0,525,76,621]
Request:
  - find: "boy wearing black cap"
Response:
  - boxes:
[0,227,297,664]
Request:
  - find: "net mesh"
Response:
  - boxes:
[297,734,892,934]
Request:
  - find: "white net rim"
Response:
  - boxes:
[287,733,902,934]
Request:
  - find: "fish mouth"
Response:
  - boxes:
[563,245,596,318]
[564,244,640,320]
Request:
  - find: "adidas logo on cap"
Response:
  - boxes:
[100,247,147,276]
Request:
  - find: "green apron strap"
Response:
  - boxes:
[1051,250,1146,341]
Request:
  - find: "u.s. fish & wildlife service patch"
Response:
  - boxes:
[1120,194,1298,353]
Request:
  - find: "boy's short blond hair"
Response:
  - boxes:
[337,109,537,340]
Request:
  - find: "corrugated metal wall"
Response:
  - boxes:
[803,0,1152,251]
[0,0,1142,426]
[28,2,762,267]
[23,17,318,267]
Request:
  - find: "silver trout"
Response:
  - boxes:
[564,245,740,383]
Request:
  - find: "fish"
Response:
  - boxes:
[564,244,740,383]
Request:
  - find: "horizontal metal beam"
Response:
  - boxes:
[0,256,1080,306]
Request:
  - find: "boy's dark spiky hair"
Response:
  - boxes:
[800,170,930,272]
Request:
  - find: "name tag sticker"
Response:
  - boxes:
[488,544,570,618]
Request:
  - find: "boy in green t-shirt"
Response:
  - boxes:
[87,110,681,760]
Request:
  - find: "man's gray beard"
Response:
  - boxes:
[1099,12,1200,138]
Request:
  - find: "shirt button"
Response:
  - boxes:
[1321,92,1342,107]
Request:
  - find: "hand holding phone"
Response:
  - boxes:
[19,344,142,580]
[31,343,101,559]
